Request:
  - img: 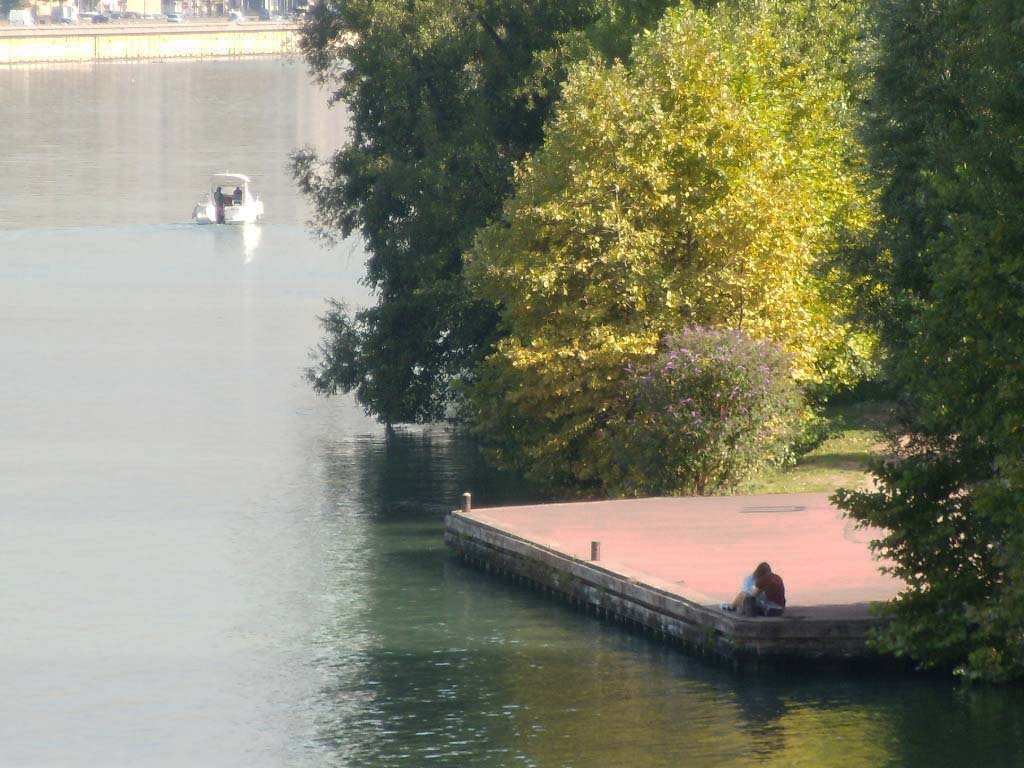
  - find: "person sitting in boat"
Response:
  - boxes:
[213,186,225,223]
[232,186,243,205]
[727,562,786,616]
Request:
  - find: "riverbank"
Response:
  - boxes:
[0,21,297,64]
[446,492,904,670]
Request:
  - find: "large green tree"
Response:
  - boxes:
[294,0,672,424]
[464,0,873,492]
[836,0,1024,680]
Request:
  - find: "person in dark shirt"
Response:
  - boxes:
[232,186,243,204]
[213,186,225,223]
[752,562,785,615]
[728,561,786,616]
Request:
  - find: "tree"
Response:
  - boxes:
[835,0,1024,681]
[464,0,873,492]
[294,0,672,424]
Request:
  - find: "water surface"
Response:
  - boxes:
[2,58,1022,767]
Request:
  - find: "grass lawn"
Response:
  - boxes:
[740,400,895,495]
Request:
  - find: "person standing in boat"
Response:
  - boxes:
[213,186,225,224]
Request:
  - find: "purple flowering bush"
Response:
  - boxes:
[607,327,803,496]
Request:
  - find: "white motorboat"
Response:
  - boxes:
[192,172,265,225]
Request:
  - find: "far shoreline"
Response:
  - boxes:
[0,20,299,65]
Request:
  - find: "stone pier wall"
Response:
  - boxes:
[0,23,297,65]
[445,511,896,671]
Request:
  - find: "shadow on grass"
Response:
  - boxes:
[827,400,898,433]
[798,451,873,471]
[744,400,893,494]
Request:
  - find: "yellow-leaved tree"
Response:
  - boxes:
[465,0,875,493]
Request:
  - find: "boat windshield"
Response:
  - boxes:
[212,182,248,205]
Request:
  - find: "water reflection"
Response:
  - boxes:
[310,428,533,765]
[243,223,262,262]
[305,426,1024,768]
[204,221,265,262]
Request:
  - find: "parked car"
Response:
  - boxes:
[166,12,182,22]
[51,5,78,23]
[8,8,36,24]
[92,13,110,22]
[227,9,241,21]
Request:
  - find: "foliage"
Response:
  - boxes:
[605,328,802,496]
[465,0,874,492]
[834,0,1024,681]
[836,441,1024,682]
[294,0,672,424]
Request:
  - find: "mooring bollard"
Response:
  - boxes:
[461,492,472,513]
[591,540,601,561]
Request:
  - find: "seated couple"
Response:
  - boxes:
[724,562,786,617]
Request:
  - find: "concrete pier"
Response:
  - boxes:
[0,22,297,65]
[445,493,905,669]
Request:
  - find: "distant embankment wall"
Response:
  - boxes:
[0,23,297,65]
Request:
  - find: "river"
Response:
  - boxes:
[1,58,1022,768]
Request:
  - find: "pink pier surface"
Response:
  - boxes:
[462,492,903,612]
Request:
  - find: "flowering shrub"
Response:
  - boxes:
[607,327,803,496]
